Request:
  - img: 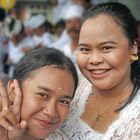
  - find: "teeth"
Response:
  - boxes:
[91,69,107,74]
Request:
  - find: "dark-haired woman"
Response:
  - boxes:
[0,47,78,140]
[60,2,140,140]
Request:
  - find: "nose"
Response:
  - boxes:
[43,101,58,118]
[88,52,104,65]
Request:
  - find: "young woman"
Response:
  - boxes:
[60,2,140,139]
[0,47,78,140]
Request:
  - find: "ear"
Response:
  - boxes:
[130,41,138,55]
[7,80,16,103]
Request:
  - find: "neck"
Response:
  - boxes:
[93,80,134,103]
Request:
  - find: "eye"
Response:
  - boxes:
[59,99,71,105]
[78,47,90,54]
[102,46,113,52]
[38,93,48,99]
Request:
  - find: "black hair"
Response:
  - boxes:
[54,20,65,29]
[13,48,78,95]
[81,2,140,109]
[0,7,6,22]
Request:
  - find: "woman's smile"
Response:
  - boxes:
[34,118,57,129]
[88,68,111,79]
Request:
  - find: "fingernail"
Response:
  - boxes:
[8,126,14,131]
[13,79,17,85]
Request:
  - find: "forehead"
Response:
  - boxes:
[79,14,127,42]
[29,66,71,80]
[81,14,122,31]
[22,66,74,91]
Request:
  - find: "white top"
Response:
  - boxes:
[46,74,140,140]
[59,42,76,64]
[8,41,24,64]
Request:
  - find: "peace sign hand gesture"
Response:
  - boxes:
[0,79,27,140]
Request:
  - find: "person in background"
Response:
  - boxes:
[58,5,84,64]
[47,0,72,25]
[0,7,7,73]
[20,17,36,53]
[53,19,65,42]
[5,16,25,78]
[8,5,31,23]
[31,14,54,48]
[0,7,6,32]
[0,47,78,140]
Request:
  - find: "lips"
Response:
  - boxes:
[33,118,56,128]
[88,68,111,79]
[38,120,54,128]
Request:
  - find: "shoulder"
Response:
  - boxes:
[105,89,140,139]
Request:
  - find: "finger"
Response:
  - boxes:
[5,110,18,126]
[19,120,27,129]
[0,80,9,111]
[12,80,22,120]
[0,117,14,131]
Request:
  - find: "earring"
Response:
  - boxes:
[131,54,139,62]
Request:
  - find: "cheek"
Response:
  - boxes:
[107,50,131,70]
[57,106,69,123]
[76,53,87,67]
[20,96,41,120]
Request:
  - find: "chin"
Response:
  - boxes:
[27,128,52,139]
[29,131,51,139]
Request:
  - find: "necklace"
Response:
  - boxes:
[94,98,115,122]
[94,93,130,122]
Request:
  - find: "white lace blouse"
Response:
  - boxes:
[46,75,140,140]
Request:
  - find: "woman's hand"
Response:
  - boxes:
[0,79,27,140]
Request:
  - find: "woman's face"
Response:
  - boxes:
[76,14,136,91]
[19,66,75,139]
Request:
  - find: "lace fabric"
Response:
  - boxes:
[45,128,69,140]
[46,74,140,140]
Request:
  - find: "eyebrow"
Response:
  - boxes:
[78,41,117,47]
[99,41,118,45]
[37,85,73,100]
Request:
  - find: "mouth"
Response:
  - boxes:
[34,118,56,128]
[88,68,111,79]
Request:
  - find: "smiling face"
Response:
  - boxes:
[19,66,75,139]
[76,14,136,91]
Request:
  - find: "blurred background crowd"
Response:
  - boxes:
[0,0,140,84]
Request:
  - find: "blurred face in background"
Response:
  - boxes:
[65,17,81,41]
